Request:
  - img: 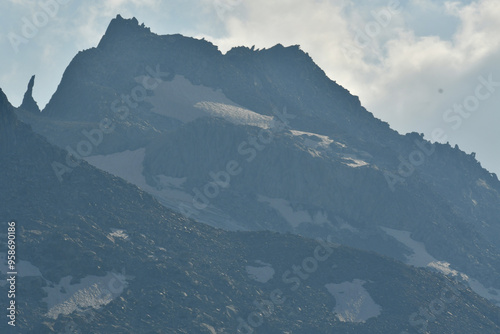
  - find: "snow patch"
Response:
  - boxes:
[246,261,275,283]
[109,228,129,241]
[290,130,335,149]
[476,178,492,190]
[381,226,500,306]
[85,149,247,231]
[201,323,217,334]
[468,278,500,306]
[336,216,360,233]
[153,175,187,189]
[194,101,273,128]
[287,130,369,166]
[257,195,331,229]
[289,130,340,158]
[85,148,147,187]
[143,75,271,128]
[0,252,42,286]
[325,279,382,323]
[84,149,193,212]
[257,196,359,234]
[43,271,129,319]
[343,158,369,168]
[381,227,437,267]
[341,154,369,168]
[427,261,461,277]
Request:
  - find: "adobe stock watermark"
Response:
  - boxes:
[341,0,402,60]
[385,74,500,191]
[6,221,17,327]
[177,106,295,219]
[8,0,71,54]
[213,0,242,21]
[51,65,173,182]
[236,235,340,333]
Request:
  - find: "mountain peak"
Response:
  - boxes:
[97,15,152,49]
[20,75,40,113]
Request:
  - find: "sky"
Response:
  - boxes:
[1,0,499,175]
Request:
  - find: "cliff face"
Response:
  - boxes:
[13,15,500,307]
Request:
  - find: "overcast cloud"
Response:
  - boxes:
[0,0,498,174]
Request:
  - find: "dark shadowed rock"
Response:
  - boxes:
[0,87,21,150]
[19,75,40,113]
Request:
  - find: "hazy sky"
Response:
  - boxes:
[1,0,499,175]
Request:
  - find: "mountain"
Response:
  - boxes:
[15,15,500,309]
[4,76,500,333]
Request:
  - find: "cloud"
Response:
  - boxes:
[201,0,500,173]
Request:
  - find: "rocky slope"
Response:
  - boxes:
[2,79,500,333]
